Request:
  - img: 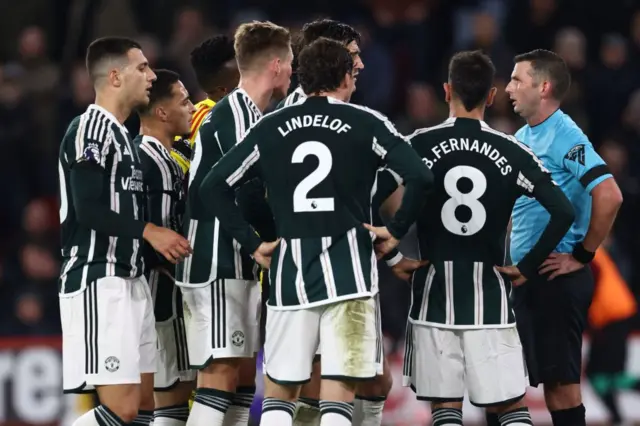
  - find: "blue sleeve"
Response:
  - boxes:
[561,139,613,193]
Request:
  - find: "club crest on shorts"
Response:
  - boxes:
[231,330,245,347]
[105,356,120,372]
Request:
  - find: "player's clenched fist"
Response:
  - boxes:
[143,223,193,264]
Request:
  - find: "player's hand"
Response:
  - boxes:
[392,257,429,282]
[363,223,400,259]
[538,252,584,280]
[495,265,527,286]
[143,223,192,264]
[253,239,281,270]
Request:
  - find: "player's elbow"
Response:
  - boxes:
[416,167,435,192]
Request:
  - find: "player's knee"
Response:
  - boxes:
[199,358,241,390]
[544,382,582,410]
[237,356,257,386]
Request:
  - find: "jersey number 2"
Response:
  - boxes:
[292,141,335,212]
[441,165,487,236]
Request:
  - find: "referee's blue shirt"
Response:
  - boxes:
[510,109,613,265]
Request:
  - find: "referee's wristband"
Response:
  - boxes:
[572,242,595,264]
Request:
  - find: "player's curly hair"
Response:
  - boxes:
[190,35,236,93]
[297,38,354,95]
[448,50,496,112]
[138,69,180,115]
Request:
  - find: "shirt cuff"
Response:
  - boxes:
[385,251,403,267]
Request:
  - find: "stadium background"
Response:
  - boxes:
[0,0,639,424]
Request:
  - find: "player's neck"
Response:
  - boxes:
[238,77,273,112]
[526,102,560,127]
[94,92,131,124]
[448,104,485,122]
[312,89,349,102]
[140,123,174,151]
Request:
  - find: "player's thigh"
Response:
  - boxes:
[463,327,527,406]
[319,297,378,380]
[409,323,464,402]
[264,305,320,384]
[62,277,150,390]
[533,268,594,384]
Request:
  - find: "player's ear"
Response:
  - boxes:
[156,105,168,122]
[486,87,497,107]
[443,83,452,103]
[109,67,122,88]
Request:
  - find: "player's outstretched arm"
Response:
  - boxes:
[198,134,273,267]
[71,161,191,265]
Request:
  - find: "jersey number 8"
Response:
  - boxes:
[441,165,487,236]
[292,141,335,212]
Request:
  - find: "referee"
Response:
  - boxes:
[502,49,623,426]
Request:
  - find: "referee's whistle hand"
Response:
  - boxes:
[495,265,527,287]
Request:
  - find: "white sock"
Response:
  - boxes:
[154,403,190,426]
[260,398,295,426]
[222,387,254,426]
[293,397,321,426]
[74,406,127,426]
[186,388,234,426]
[319,401,354,426]
[351,397,385,426]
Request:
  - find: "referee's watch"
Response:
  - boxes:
[572,242,595,264]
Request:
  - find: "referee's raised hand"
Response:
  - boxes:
[143,223,193,264]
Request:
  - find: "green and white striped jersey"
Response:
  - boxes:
[58,104,145,295]
[176,88,262,286]
[200,95,433,310]
[377,117,568,328]
[276,86,307,109]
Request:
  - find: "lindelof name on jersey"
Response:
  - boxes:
[278,114,351,137]
[122,167,144,192]
[422,137,512,176]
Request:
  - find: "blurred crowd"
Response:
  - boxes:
[0,0,639,339]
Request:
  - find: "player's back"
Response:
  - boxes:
[247,95,427,308]
[408,117,542,327]
[259,96,387,239]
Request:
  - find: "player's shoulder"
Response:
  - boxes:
[407,117,457,142]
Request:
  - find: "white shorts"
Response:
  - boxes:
[149,270,196,390]
[265,297,379,384]
[403,323,527,406]
[181,279,261,368]
[60,276,157,393]
[311,295,384,375]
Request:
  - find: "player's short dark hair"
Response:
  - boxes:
[85,37,142,83]
[234,21,291,71]
[138,69,180,115]
[190,35,235,93]
[514,49,571,101]
[448,50,496,112]
[299,19,361,49]
[298,38,353,95]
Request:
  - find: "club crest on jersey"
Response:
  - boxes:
[104,356,120,372]
[83,143,101,163]
[565,144,585,165]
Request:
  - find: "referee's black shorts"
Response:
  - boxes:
[512,266,595,387]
